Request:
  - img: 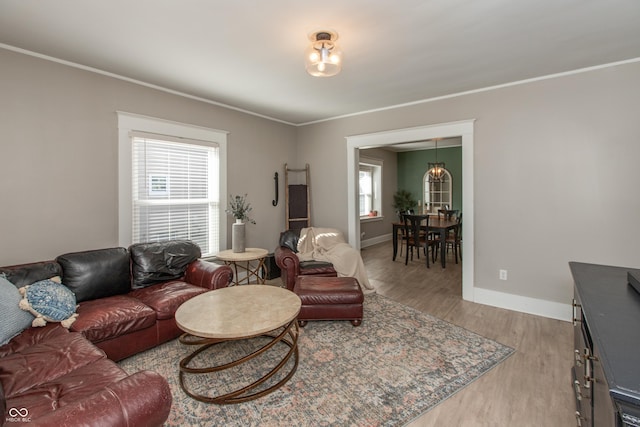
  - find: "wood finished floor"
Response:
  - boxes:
[360,241,575,427]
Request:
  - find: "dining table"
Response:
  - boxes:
[392,215,459,268]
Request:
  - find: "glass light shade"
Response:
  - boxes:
[305,31,342,77]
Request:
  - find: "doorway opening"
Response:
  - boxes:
[346,120,475,302]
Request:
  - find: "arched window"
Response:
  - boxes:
[423,168,452,214]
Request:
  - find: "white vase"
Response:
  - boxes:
[232,220,245,253]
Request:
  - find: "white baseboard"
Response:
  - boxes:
[359,235,571,322]
[361,233,392,248]
[473,287,572,322]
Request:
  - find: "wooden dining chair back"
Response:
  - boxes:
[396,209,415,257]
[438,209,459,221]
[402,214,437,268]
[444,212,463,264]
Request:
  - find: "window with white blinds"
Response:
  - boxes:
[131,133,220,256]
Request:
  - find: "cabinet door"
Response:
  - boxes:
[591,352,616,427]
[572,366,590,427]
[573,296,593,427]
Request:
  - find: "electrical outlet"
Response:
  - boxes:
[499,269,508,281]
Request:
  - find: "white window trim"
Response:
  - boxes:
[346,119,475,303]
[117,111,228,249]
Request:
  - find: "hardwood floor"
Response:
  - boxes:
[360,241,575,427]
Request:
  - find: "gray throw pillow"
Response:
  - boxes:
[0,275,34,345]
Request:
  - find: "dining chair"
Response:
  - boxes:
[398,209,418,257]
[402,214,437,268]
[397,224,406,257]
[441,212,462,264]
[437,209,459,221]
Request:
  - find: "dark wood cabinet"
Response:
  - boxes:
[570,262,640,427]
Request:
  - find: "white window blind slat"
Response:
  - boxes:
[131,135,219,255]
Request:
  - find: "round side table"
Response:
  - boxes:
[216,247,269,285]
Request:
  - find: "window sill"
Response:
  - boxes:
[360,216,384,223]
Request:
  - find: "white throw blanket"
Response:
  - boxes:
[296,227,375,294]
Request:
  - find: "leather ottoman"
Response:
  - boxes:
[293,276,364,326]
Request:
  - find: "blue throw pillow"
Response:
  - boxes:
[19,279,78,328]
[0,275,35,346]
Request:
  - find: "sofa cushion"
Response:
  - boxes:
[299,260,336,276]
[0,378,4,427]
[129,240,201,289]
[294,276,364,306]
[0,275,34,345]
[71,295,156,343]
[128,280,208,320]
[0,323,67,358]
[0,261,63,289]
[4,357,128,421]
[279,230,300,253]
[0,331,106,398]
[56,247,131,302]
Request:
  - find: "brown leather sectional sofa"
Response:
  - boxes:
[0,240,233,426]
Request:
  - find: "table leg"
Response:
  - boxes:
[253,257,266,284]
[225,258,267,285]
[392,225,398,261]
[243,258,266,284]
[440,229,446,268]
[178,320,299,404]
[226,261,240,285]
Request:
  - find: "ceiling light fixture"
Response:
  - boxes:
[305,30,342,77]
[428,139,446,183]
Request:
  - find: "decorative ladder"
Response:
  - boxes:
[284,163,311,232]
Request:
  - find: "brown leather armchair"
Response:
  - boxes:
[274,230,337,291]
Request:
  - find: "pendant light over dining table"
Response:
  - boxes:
[428,139,446,183]
[305,30,342,77]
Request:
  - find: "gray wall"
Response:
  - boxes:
[3,45,640,311]
[296,61,640,306]
[358,147,398,243]
[0,48,296,265]
[397,146,463,213]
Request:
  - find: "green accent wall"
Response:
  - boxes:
[397,146,462,212]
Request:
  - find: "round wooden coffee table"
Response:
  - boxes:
[175,285,301,404]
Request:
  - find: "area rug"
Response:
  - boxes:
[118,293,513,426]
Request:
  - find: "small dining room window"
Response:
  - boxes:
[359,157,383,218]
[423,168,452,214]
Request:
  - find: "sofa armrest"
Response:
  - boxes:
[32,371,171,427]
[184,259,233,290]
[274,246,300,291]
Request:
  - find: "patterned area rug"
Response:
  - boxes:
[118,293,513,426]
